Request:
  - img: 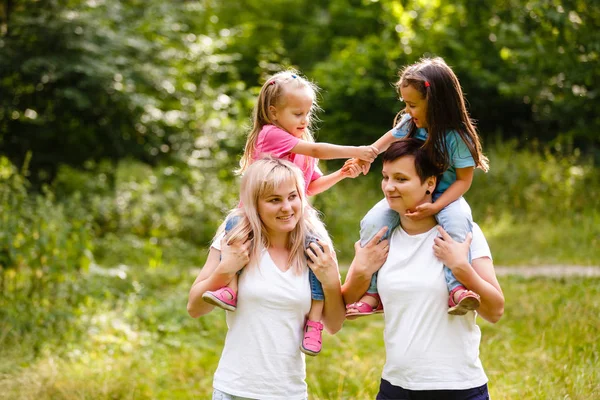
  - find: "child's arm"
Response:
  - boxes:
[341,128,402,176]
[434,167,473,210]
[306,162,363,196]
[371,129,399,155]
[405,166,474,220]
[291,141,378,162]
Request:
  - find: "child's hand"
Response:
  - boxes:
[342,158,371,175]
[340,161,362,178]
[405,202,438,220]
[357,145,379,163]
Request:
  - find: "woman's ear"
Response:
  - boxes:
[426,176,436,194]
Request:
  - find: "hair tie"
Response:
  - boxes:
[291,74,297,79]
[269,81,276,85]
[424,81,430,87]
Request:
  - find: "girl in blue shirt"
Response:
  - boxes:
[345,57,489,318]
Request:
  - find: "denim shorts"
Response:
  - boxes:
[376,379,490,400]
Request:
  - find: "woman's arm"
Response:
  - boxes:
[341,228,389,305]
[306,162,362,196]
[433,227,504,323]
[291,141,378,162]
[187,238,251,318]
[306,241,346,334]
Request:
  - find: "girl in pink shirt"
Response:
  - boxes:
[203,70,377,356]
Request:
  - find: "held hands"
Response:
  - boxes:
[219,235,251,274]
[340,160,363,178]
[342,158,372,176]
[432,227,472,273]
[356,145,379,163]
[305,240,339,289]
[405,202,439,220]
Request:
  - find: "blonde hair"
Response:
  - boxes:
[237,70,321,175]
[216,157,330,274]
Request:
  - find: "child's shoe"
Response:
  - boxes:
[300,320,324,356]
[448,286,480,315]
[345,293,384,320]
[202,287,237,311]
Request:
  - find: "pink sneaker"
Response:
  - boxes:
[448,285,480,315]
[202,287,237,311]
[300,320,324,356]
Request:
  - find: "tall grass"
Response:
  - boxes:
[1,265,598,399]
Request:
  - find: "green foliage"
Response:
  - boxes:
[2,0,599,184]
[0,0,248,181]
[51,158,239,266]
[0,156,93,348]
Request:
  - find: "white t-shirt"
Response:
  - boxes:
[378,223,492,391]
[211,239,312,400]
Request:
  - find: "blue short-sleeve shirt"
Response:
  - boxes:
[391,114,475,194]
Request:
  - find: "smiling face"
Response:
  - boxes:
[400,84,428,129]
[270,86,314,138]
[381,155,436,214]
[257,179,302,238]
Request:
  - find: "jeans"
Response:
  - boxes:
[223,216,243,276]
[359,196,473,295]
[212,388,257,400]
[433,194,473,293]
[377,379,489,400]
[305,235,324,301]
[225,216,324,301]
[359,198,400,294]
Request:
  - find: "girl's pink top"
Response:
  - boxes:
[252,125,322,192]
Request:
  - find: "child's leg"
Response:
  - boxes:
[359,198,400,247]
[435,196,480,314]
[345,199,397,318]
[202,215,242,311]
[302,254,325,356]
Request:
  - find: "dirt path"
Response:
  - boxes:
[495,265,600,277]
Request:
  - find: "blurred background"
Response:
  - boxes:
[1,1,599,398]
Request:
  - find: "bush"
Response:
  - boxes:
[0,156,94,349]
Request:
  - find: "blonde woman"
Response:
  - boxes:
[188,158,346,400]
[202,70,371,355]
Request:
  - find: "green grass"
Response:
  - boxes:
[1,267,599,399]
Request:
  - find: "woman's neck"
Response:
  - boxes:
[267,232,290,249]
[399,215,437,235]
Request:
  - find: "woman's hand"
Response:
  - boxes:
[353,227,390,276]
[432,226,471,273]
[306,240,340,290]
[405,202,439,220]
[219,235,251,274]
